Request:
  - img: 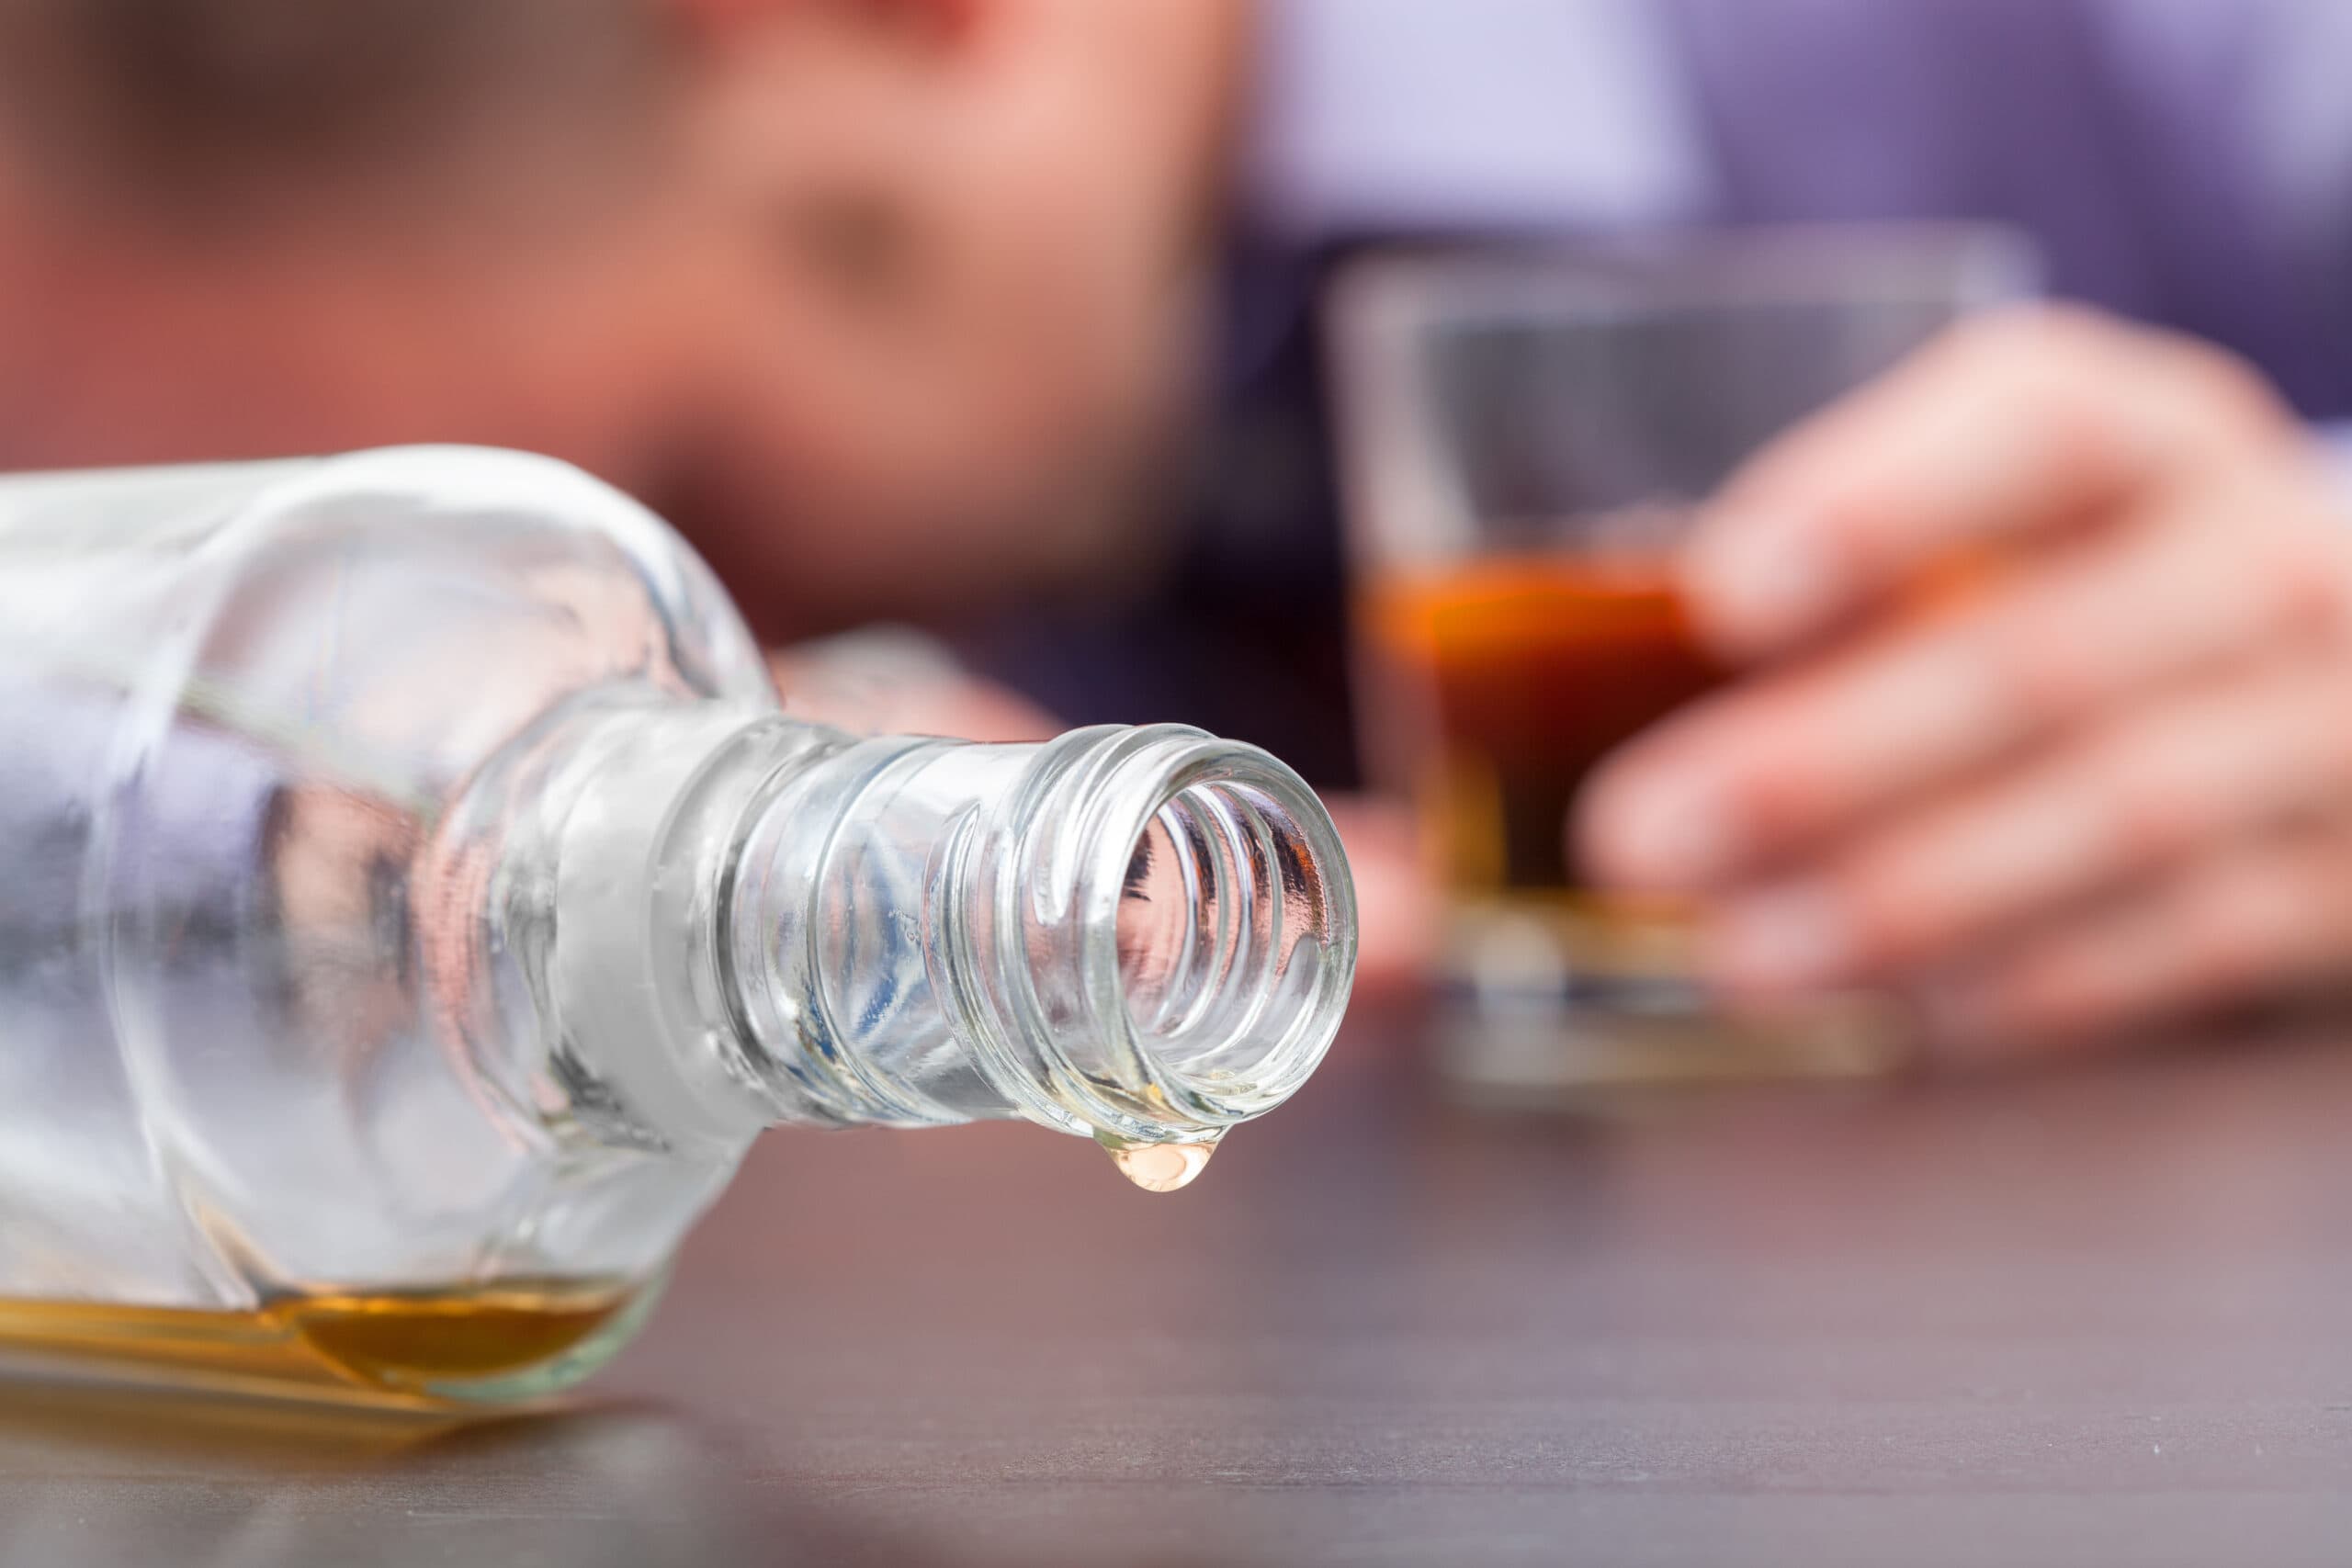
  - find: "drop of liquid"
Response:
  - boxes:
[1101,1134,1220,1193]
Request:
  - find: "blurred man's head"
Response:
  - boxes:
[0,0,1244,633]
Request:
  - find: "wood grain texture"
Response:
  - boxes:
[6,1024,2352,1566]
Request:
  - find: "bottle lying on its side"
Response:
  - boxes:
[0,447,1356,1409]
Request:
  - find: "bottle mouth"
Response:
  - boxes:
[1113,773,1351,1118]
[1013,727,1359,1141]
[725,716,1357,1145]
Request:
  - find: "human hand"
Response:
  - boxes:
[1322,795,1438,1002]
[1578,307,2352,1059]
[770,630,1057,742]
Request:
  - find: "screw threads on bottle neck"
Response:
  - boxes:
[718,724,1357,1146]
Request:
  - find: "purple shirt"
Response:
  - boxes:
[1249,0,2352,419]
[972,0,2352,778]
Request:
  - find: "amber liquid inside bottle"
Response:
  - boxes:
[0,1280,657,1413]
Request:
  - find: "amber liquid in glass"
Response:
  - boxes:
[1361,552,1897,1093]
[1363,553,1724,925]
[0,1280,651,1412]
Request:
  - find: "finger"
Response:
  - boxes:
[1682,305,2299,655]
[771,641,1059,741]
[1700,657,2352,995]
[1324,796,1438,999]
[1915,820,2352,1057]
[1581,478,2352,891]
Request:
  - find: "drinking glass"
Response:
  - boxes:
[1328,228,2037,1101]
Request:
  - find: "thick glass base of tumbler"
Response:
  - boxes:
[1433,897,1910,1109]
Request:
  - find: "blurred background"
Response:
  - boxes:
[16,14,2352,1559]
[6,0,2352,1090]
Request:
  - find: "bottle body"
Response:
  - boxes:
[0,448,1356,1407]
[0,450,782,1403]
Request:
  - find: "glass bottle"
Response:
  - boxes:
[0,447,1355,1410]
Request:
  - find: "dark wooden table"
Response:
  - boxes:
[7,1023,2352,1566]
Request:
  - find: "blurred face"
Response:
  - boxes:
[668,0,1248,632]
[0,0,1248,635]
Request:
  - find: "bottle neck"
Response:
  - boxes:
[503,704,1356,1157]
